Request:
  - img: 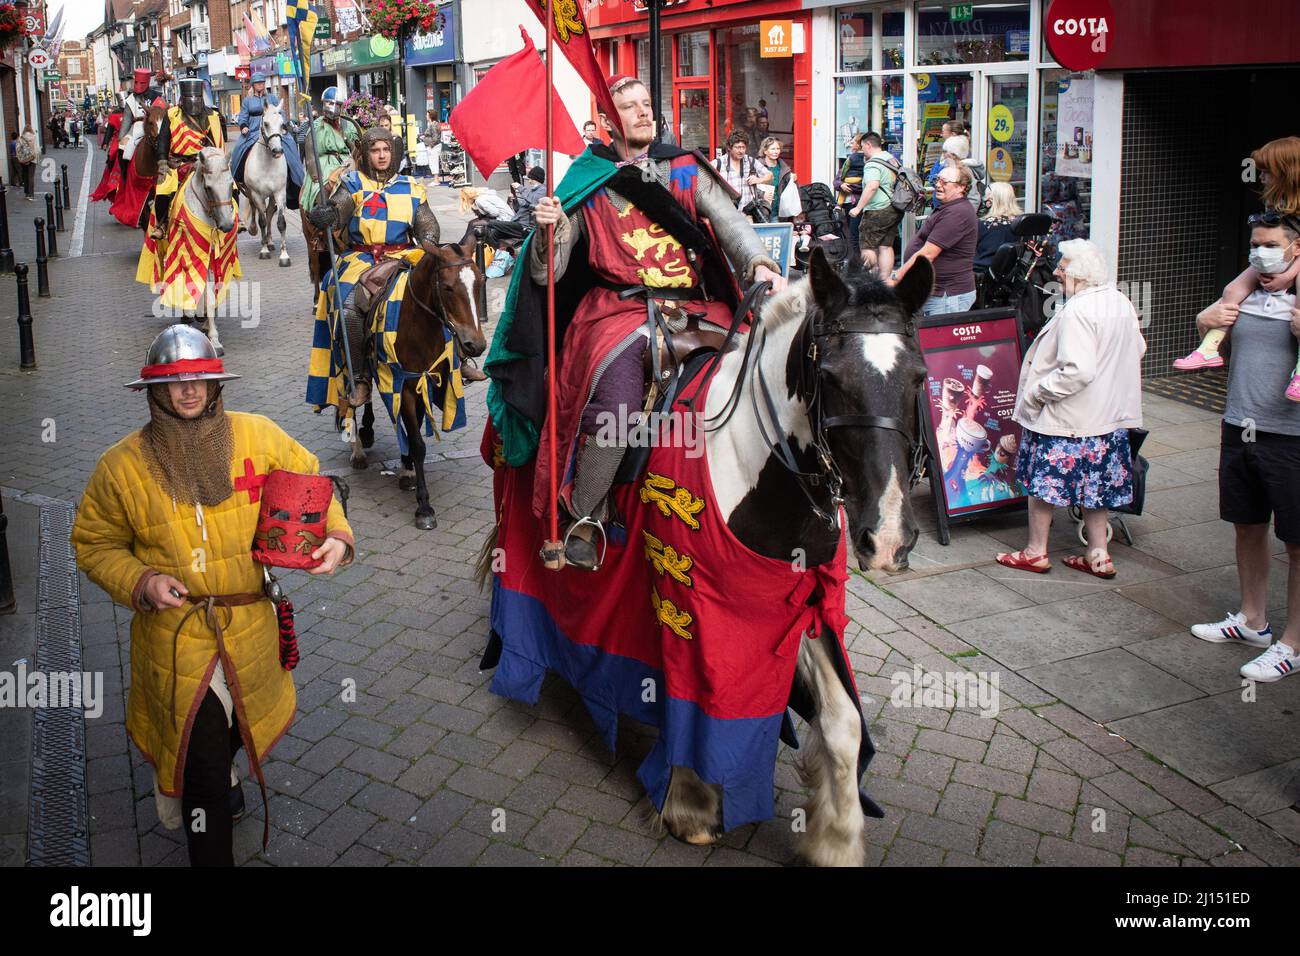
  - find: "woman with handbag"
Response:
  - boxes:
[994,240,1146,579]
[72,325,355,866]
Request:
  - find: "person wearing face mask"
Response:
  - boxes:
[1187,213,1300,683]
[1174,136,1300,390]
[994,239,1146,579]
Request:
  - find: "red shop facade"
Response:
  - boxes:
[585,0,815,182]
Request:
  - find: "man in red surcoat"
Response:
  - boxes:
[529,77,786,569]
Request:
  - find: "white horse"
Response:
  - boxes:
[242,102,292,267]
[179,147,238,355]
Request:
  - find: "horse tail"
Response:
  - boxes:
[473,519,499,592]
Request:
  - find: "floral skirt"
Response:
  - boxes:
[1016,427,1134,509]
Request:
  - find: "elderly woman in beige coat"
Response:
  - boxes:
[996,239,1147,578]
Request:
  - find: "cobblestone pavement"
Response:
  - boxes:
[1,146,1296,867]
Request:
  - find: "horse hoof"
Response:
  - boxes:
[414,512,437,531]
[684,831,719,846]
[398,475,415,492]
[279,258,291,268]
[358,427,374,449]
[350,457,368,470]
[259,251,271,260]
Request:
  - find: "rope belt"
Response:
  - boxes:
[170,591,272,848]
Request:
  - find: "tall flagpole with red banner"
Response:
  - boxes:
[540,0,564,569]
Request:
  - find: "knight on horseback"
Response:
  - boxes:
[300,86,358,217]
[488,75,785,570]
[150,77,225,242]
[305,126,442,408]
[230,72,305,211]
[119,68,165,180]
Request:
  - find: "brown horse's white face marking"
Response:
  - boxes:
[421,239,487,359]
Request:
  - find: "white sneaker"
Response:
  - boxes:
[1190,611,1272,648]
[1239,642,1300,683]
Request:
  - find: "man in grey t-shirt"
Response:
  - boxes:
[1189,215,1300,683]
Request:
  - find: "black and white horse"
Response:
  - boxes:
[661,248,933,865]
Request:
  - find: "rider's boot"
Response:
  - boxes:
[563,440,627,571]
[151,193,172,241]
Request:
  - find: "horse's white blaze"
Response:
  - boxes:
[866,463,906,570]
[459,265,479,329]
[861,332,903,375]
[706,284,815,522]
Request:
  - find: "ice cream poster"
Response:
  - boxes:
[918,315,1028,517]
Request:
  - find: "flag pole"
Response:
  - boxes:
[541,0,564,570]
[293,18,356,398]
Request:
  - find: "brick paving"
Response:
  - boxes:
[0,145,1296,867]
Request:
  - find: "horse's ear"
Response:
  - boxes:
[459,229,476,260]
[893,256,934,317]
[808,245,848,316]
[419,239,441,257]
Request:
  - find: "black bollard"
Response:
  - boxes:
[15,263,35,370]
[0,184,13,273]
[53,188,65,232]
[45,195,58,257]
[34,219,49,298]
[61,164,70,210]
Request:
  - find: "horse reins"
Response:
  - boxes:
[701,292,923,530]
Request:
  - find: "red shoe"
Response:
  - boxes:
[995,549,1051,573]
[1063,553,1116,579]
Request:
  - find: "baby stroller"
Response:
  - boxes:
[792,182,852,275]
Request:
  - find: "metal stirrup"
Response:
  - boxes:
[562,516,609,572]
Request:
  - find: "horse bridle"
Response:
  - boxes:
[406,250,478,364]
[747,303,924,530]
[259,121,284,154]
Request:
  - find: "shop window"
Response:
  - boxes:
[635,35,673,128]
[915,2,1030,66]
[916,71,973,173]
[715,24,792,159]
[882,11,905,69]
[835,75,872,153]
[986,75,1028,204]
[1038,69,1092,239]
[677,30,710,78]
[838,7,872,72]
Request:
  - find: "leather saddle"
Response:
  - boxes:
[641,302,734,385]
[353,257,407,323]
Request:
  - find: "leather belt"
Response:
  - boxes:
[605,283,708,302]
[367,243,410,259]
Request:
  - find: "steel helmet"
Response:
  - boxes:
[179,77,208,118]
[126,325,241,390]
[321,85,343,118]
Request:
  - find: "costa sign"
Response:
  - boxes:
[1044,0,1114,71]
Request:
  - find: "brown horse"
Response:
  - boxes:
[132,105,167,182]
[349,236,488,529]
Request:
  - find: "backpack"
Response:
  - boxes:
[867,156,926,214]
[14,137,34,164]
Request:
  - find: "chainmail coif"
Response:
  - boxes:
[139,382,234,507]
[356,127,401,183]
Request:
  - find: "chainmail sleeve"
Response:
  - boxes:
[328,188,356,234]
[412,203,441,246]
[695,167,779,283]
[528,209,584,284]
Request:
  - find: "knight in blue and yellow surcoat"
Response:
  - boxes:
[305,126,441,412]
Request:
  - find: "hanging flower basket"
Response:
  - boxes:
[0,4,30,53]
[343,91,389,131]
[367,0,446,40]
